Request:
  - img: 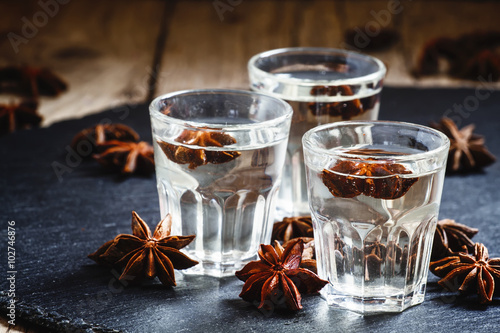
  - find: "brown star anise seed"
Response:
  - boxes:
[157,129,241,169]
[308,85,364,120]
[431,117,495,172]
[70,123,139,157]
[88,211,198,286]
[0,65,67,97]
[321,151,419,200]
[93,140,155,175]
[283,237,317,273]
[429,243,500,304]
[235,239,328,311]
[271,216,313,243]
[0,100,41,135]
[414,31,500,81]
[431,219,479,261]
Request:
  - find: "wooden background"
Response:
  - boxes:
[1,0,499,331]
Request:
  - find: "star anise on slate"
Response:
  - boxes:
[431,219,479,261]
[283,237,317,273]
[88,211,198,286]
[321,153,419,199]
[431,117,496,172]
[157,129,241,169]
[429,243,500,304]
[235,239,328,311]
[271,216,313,243]
[93,140,155,175]
[308,85,364,120]
[0,65,67,97]
[71,123,139,157]
[0,100,41,135]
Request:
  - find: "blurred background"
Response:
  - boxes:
[1,0,499,127]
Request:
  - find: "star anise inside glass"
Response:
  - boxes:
[157,129,241,169]
[321,152,419,200]
[71,123,139,157]
[271,216,313,243]
[0,65,68,97]
[0,100,41,135]
[93,140,155,175]
[429,243,500,304]
[308,85,364,120]
[235,239,328,311]
[431,219,479,261]
[431,117,496,172]
[88,211,198,286]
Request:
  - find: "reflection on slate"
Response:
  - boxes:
[1,88,500,332]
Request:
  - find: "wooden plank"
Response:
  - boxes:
[0,0,166,126]
[399,0,500,88]
[341,0,412,86]
[156,0,302,93]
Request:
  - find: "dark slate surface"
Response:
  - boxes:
[1,87,500,333]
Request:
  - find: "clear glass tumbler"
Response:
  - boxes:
[150,89,292,277]
[303,121,449,314]
[249,47,386,218]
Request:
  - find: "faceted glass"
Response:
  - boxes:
[249,47,386,218]
[150,89,292,277]
[303,121,449,314]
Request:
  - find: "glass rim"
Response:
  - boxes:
[248,47,387,86]
[302,120,450,163]
[149,89,293,130]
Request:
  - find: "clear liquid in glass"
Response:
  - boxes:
[153,133,287,277]
[276,86,381,219]
[307,146,445,313]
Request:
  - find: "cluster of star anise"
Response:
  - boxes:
[414,31,500,81]
[431,117,496,173]
[71,123,155,175]
[271,216,316,272]
[157,129,241,169]
[89,211,198,287]
[0,65,67,136]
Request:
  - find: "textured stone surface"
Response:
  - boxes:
[1,88,499,332]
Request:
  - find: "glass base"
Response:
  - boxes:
[322,283,426,314]
[181,258,254,278]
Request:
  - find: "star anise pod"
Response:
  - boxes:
[157,129,241,169]
[414,31,500,80]
[431,219,479,261]
[321,151,419,200]
[93,140,155,175]
[88,211,198,286]
[308,85,364,120]
[431,117,495,172]
[283,237,317,273]
[0,100,41,135]
[429,243,500,304]
[271,216,313,243]
[0,65,67,98]
[71,123,139,157]
[235,239,328,311]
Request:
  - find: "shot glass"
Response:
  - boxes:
[249,47,386,218]
[150,89,292,277]
[302,121,449,314]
